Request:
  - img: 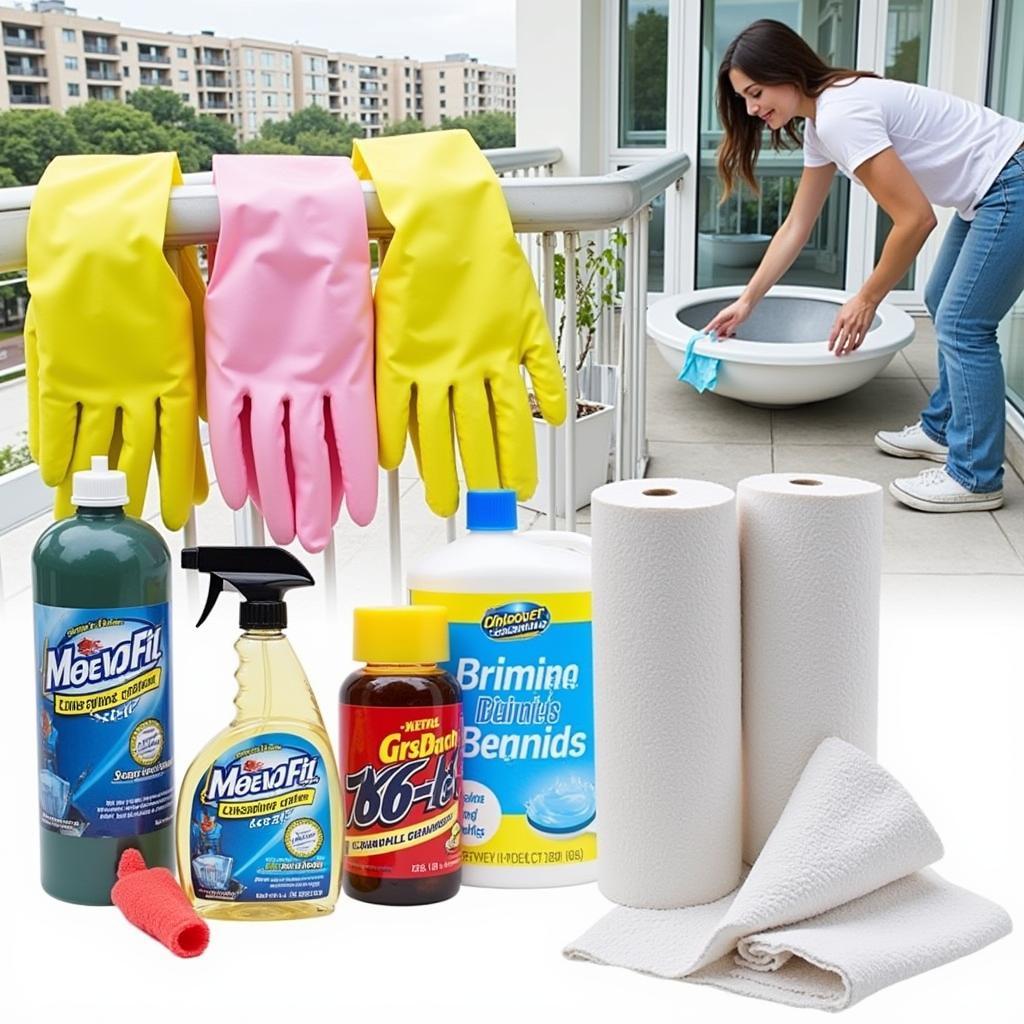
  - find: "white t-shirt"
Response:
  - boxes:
[802,77,1024,220]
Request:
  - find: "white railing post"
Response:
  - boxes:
[387,468,403,605]
[232,501,265,546]
[541,231,558,528]
[635,206,650,478]
[563,230,578,533]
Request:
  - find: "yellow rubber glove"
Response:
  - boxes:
[352,130,566,518]
[26,153,208,529]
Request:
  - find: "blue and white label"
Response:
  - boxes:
[34,602,173,838]
[411,590,597,870]
[188,733,332,903]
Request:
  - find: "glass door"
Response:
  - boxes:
[695,0,858,289]
[988,0,1024,413]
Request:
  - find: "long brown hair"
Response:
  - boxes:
[716,19,878,200]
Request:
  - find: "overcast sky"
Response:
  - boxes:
[69,0,517,66]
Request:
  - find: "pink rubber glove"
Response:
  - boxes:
[205,155,377,550]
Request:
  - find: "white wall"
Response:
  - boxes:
[515,0,605,175]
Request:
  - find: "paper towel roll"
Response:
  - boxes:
[738,472,882,863]
[591,478,743,908]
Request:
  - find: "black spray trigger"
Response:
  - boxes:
[196,574,224,628]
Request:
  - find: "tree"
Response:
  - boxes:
[439,111,515,148]
[626,6,668,134]
[66,101,170,155]
[128,87,195,128]
[0,109,80,184]
[382,117,428,137]
[240,137,302,155]
[192,115,238,159]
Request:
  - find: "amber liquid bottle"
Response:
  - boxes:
[339,606,462,906]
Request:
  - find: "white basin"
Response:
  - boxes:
[648,285,916,406]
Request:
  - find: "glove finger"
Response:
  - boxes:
[489,370,540,501]
[522,326,568,427]
[412,386,459,518]
[206,390,250,511]
[175,247,208,421]
[289,394,333,553]
[24,303,39,460]
[54,404,117,519]
[249,396,295,546]
[452,382,500,491]
[328,391,379,528]
[155,391,201,531]
[36,388,80,488]
[116,402,157,519]
[377,367,411,471]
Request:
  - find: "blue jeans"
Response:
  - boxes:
[919,147,1024,493]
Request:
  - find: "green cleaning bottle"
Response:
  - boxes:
[177,546,341,921]
[32,456,175,905]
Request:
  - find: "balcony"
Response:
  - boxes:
[3,30,43,50]
[83,37,117,57]
[5,61,45,78]
[9,90,48,105]
[138,50,171,65]
[85,64,119,82]
[199,96,229,110]
[196,51,228,67]
[139,73,171,88]
[86,86,119,101]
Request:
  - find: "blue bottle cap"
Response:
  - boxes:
[466,489,518,531]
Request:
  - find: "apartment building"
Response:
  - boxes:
[0,2,515,141]
[420,53,516,126]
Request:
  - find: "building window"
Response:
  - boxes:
[247,91,256,106]
[121,41,128,52]
[283,72,291,89]
[439,70,445,78]
[342,96,348,105]
[440,99,446,108]
[180,92,190,102]
[440,85,445,94]
[177,47,188,58]
[67,82,80,96]
[265,93,275,107]
[122,66,129,77]
[618,0,668,148]
[260,51,273,68]
[244,68,255,86]
[244,49,254,66]
[261,71,273,88]
[62,28,76,42]
[248,111,257,128]
[64,56,78,70]
[179,70,189,81]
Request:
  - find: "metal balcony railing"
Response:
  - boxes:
[139,53,171,65]
[3,35,43,49]
[9,92,47,104]
[6,64,45,77]
[0,148,690,605]
[83,42,116,56]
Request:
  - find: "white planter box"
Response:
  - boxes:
[522,402,615,516]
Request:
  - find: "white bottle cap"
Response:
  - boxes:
[71,456,129,508]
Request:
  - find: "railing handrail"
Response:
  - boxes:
[0,149,688,267]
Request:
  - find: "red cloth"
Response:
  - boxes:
[110,849,210,958]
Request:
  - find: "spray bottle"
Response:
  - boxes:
[176,546,341,920]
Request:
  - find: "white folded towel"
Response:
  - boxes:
[565,738,1011,1011]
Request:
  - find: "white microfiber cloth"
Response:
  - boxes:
[565,738,1011,1011]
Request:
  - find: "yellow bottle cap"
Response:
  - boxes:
[353,605,450,664]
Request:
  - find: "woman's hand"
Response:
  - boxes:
[705,296,753,338]
[829,292,879,356]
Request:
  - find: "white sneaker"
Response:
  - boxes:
[874,422,948,462]
[889,466,1003,512]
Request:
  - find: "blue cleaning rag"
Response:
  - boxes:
[677,329,721,393]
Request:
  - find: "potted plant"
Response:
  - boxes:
[524,230,625,516]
